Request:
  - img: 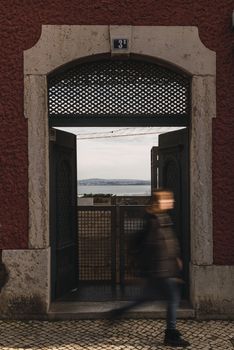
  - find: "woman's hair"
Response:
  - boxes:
[147,188,174,213]
[152,188,174,201]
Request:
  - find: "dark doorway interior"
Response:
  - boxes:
[49,127,189,302]
[48,56,190,302]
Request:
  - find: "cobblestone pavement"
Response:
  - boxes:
[0,319,233,350]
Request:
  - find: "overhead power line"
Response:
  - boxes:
[55,126,184,140]
[76,127,134,136]
[76,130,166,140]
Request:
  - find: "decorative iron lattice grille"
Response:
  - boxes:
[48,59,190,121]
[119,206,147,283]
[77,205,146,286]
[78,206,116,282]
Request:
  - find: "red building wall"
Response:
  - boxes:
[0,0,233,263]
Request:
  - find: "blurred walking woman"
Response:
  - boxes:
[108,189,190,347]
[145,189,190,347]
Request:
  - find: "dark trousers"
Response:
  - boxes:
[111,277,181,330]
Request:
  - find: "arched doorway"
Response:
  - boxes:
[23,25,215,315]
[48,56,191,301]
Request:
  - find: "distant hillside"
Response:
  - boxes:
[78,178,150,186]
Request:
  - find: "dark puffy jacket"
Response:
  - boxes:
[140,212,181,279]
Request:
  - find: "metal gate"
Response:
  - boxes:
[77,205,147,301]
[78,206,116,287]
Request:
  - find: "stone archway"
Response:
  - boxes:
[2,25,220,317]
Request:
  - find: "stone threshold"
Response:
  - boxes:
[48,300,195,320]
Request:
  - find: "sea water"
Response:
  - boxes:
[78,185,151,196]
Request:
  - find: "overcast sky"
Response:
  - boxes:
[56,127,184,180]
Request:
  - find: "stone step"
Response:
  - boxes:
[48,301,195,320]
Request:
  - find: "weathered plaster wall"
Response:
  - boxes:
[0,249,50,317]
[190,264,234,319]
[0,1,234,263]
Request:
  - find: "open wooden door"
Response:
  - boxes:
[151,128,190,297]
[50,128,78,299]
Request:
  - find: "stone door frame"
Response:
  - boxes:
[3,25,218,316]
